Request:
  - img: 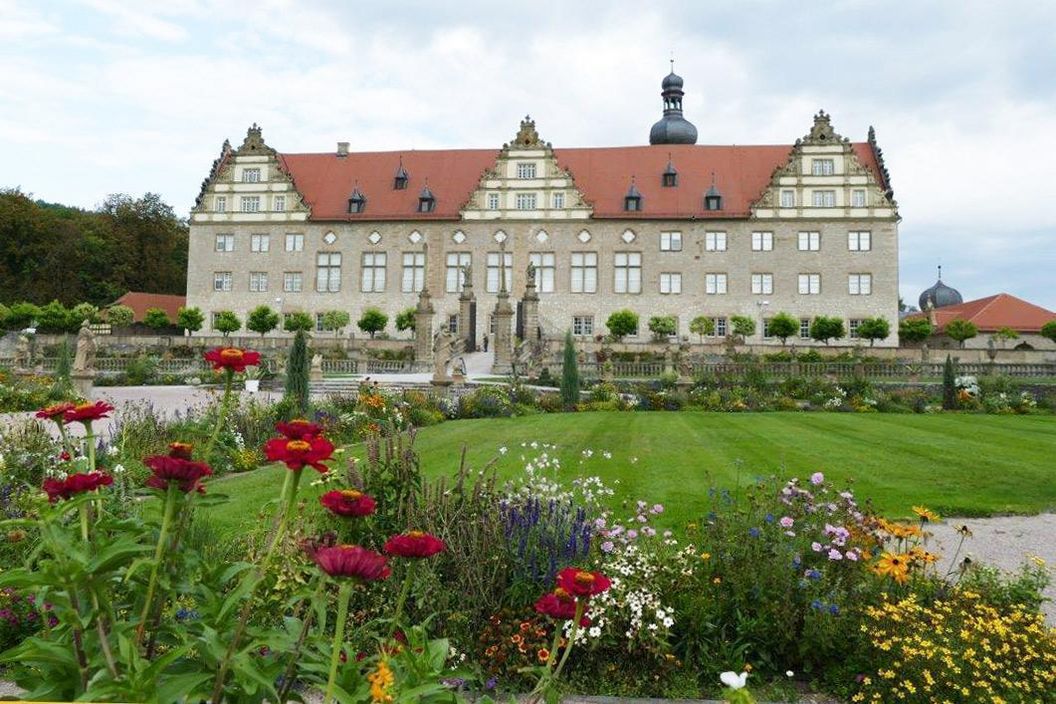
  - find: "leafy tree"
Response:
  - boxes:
[942,354,957,410]
[246,305,280,337]
[177,306,204,334]
[213,310,241,337]
[766,312,798,345]
[647,315,677,341]
[991,327,1019,347]
[560,330,580,407]
[1041,320,1056,344]
[106,304,135,328]
[857,317,891,346]
[283,311,314,333]
[944,319,978,348]
[5,302,40,329]
[143,307,171,330]
[322,310,351,337]
[395,307,416,333]
[689,315,714,342]
[68,303,99,329]
[0,303,8,328]
[899,317,933,344]
[605,309,639,341]
[36,300,70,333]
[810,316,846,345]
[285,329,311,417]
[357,307,388,338]
[730,315,756,339]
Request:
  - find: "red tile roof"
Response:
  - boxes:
[114,292,186,322]
[908,293,1056,333]
[279,143,883,221]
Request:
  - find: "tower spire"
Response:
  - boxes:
[649,61,698,145]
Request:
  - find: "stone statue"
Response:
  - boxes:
[461,263,473,288]
[525,261,537,288]
[432,330,454,382]
[921,341,930,363]
[310,353,324,382]
[73,320,96,373]
[14,335,30,371]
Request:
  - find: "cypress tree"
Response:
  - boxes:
[942,354,957,410]
[560,330,580,408]
[285,329,311,416]
[51,335,73,398]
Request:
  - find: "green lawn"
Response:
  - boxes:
[202,412,1056,536]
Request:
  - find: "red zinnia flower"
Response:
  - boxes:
[534,587,590,626]
[314,545,391,581]
[203,347,261,373]
[63,401,115,424]
[556,567,611,598]
[264,436,334,473]
[144,454,213,493]
[42,472,113,503]
[36,402,76,422]
[383,530,446,558]
[168,442,194,460]
[320,489,377,517]
[275,419,323,440]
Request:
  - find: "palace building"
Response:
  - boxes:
[186,68,900,347]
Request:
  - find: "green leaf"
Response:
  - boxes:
[153,672,214,704]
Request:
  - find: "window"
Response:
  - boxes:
[274,195,286,212]
[285,233,304,252]
[250,234,270,252]
[283,272,302,292]
[487,192,499,210]
[660,231,682,251]
[798,231,821,251]
[811,159,834,176]
[624,192,641,211]
[213,271,232,291]
[401,252,425,293]
[361,252,386,292]
[315,313,326,333]
[751,231,773,251]
[613,252,642,294]
[763,319,774,339]
[447,315,459,334]
[215,234,234,252]
[552,192,564,208]
[445,252,471,293]
[242,168,261,183]
[572,315,594,336]
[799,318,811,339]
[705,273,728,295]
[570,252,598,293]
[849,319,862,339]
[751,273,773,295]
[798,273,821,295]
[812,190,836,207]
[240,196,260,213]
[347,194,365,213]
[662,171,678,187]
[851,189,866,207]
[529,252,556,293]
[705,231,727,251]
[215,196,226,212]
[659,272,682,294]
[848,230,872,251]
[315,252,341,293]
[417,193,435,213]
[848,273,872,295]
[713,317,727,337]
[211,312,224,330]
[486,252,513,293]
[780,190,795,208]
[249,271,268,292]
[516,162,536,179]
[515,193,537,210]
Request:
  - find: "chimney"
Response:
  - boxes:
[336,142,349,157]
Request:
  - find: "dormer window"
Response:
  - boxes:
[347,187,366,214]
[394,160,409,190]
[624,180,643,212]
[662,159,678,187]
[704,184,723,211]
[516,162,536,179]
[242,168,261,183]
[418,186,436,213]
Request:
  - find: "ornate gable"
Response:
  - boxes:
[190,124,310,223]
[461,116,592,221]
[751,110,897,220]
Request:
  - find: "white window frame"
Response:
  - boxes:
[487,192,499,210]
[848,231,872,251]
[751,273,773,295]
[285,233,304,252]
[811,159,834,176]
[445,252,471,293]
[812,190,836,207]
[705,231,727,251]
[516,162,536,179]
[798,273,821,295]
[240,195,260,213]
[851,189,866,208]
[315,252,342,293]
[250,233,270,253]
[659,272,682,295]
[215,234,234,252]
[780,190,795,208]
[215,196,226,213]
[486,252,513,293]
[712,317,727,337]
[705,273,728,295]
[361,252,386,293]
[799,318,811,339]
[283,271,303,293]
[613,251,642,294]
[249,271,268,292]
[242,167,261,183]
[572,315,594,336]
[798,231,821,251]
[751,231,773,251]
[213,271,232,292]
[515,193,537,210]
[660,231,682,251]
[551,192,565,209]
[529,252,556,293]
[401,252,425,293]
[849,273,872,295]
[570,252,598,294]
[849,319,862,339]
[274,195,286,212]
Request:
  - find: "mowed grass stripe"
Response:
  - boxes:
[203,412,1056,537]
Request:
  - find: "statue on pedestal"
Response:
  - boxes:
[461,263,473,289]
[525,261,537,289]
[432,330,454,385]
[310,353,324,382]
[73,321,96,374]
[14,335,30,373]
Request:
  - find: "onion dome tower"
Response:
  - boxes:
[649,61,698,145]
[918,265,963,310]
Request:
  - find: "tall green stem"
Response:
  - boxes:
[389,561,415,637]
[56,422,74,460]
[204,369,235,460]
[79,504,89,543]
[551,601,584,680]
[135,484,179,647]
[85,423,96,472]
[324,582,352,704]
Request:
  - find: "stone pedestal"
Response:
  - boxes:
[414,289,435,371]
[521,288,539,342]
[459,282,476,352]
[310,354,324,382]
[71,371,95,398]
[491,294,514,374]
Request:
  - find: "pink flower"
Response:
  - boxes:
[651,504,664,514]
[827,549,843,561]
[845,551,859,561]
[810,472,825,486]
[811,542,824,552]
[779,516,794,529]
[626,529,638,540]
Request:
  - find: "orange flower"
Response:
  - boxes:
[510,634,522,644]
[873,552,911,584]
[537,648,550,663]
[912,505,940,523]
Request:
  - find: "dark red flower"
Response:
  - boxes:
[42,472,113,503]
[320,489,376,517]
[144,455,213,493]
[36,402,76,422]
[534,588,590,626]
[383,531,445,558]
[275,419,323,440]
[203,347,261,373]
[63,401,115,424]
[264,436,334,473]
[556,568,611,598]
[168,442,194,460]
[314,545,391,581]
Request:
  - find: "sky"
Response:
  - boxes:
[2,0,1055,310]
